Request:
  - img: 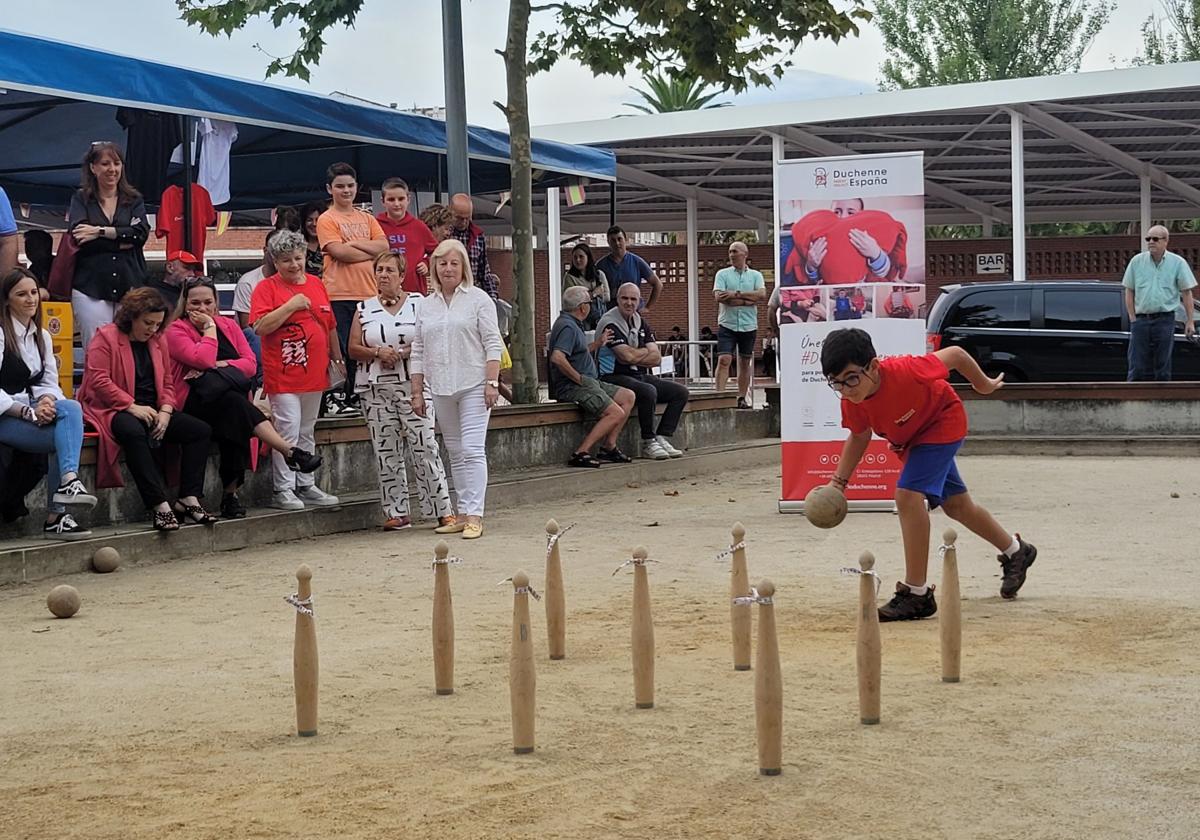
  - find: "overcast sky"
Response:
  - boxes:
[0,0,1166,130]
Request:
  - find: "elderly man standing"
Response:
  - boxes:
[548,286,636,467]
[713,241,766,408]
[1123,225,1196,381]
[448,193,499,300]
[598,282,690,460]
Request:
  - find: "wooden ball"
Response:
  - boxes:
[92,546,120,574]
[804,485,847,529]
[47,584,81,618]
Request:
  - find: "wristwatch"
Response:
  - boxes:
[485,379,500,388]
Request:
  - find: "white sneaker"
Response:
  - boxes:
[642,438,671,460]
[270,489,305,511]
[656,435,683,458]
[297,486,340,506]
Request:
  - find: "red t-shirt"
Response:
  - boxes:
[248,273,336,395]
[156,184,217,260]
[840,354,967,450]
[375,211,440,293]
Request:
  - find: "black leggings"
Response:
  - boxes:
[110,410,212,508]
[185,390,267,488]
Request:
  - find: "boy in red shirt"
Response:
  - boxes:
[375,177,439,294]
[821,328,1037,621]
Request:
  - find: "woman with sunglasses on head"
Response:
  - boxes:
[166,276,322,519]
[0,268,97,539]
[68,141,150,348]
[78,287,215,532]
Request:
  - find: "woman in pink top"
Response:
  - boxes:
[166,277,321,519]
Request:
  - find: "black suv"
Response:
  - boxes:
[926,281,1200,381]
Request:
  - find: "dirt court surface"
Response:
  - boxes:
[2,455,1196,840]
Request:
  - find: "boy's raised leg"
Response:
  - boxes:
[941,492,1037,599]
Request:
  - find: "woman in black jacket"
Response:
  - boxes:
[68,141,150,349]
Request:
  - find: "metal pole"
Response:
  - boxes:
[609,181,617,228]
[686,197,700,382]
[182,115,193,253]
[547,187,562,330]
[1010,111,1026,282]
[1140,173,1152,249]
[442,0,470,195]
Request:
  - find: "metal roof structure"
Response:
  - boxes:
[533,62,1200,233]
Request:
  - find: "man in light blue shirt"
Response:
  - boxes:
[712,241,766,407]
[0,185,18,275]
[1122,225,1196,381]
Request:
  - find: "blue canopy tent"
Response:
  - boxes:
[0,30,615,213]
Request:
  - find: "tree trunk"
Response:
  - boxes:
[501,0,539,404]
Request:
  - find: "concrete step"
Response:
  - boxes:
[0,439,779,587]
[962,435,1200,456]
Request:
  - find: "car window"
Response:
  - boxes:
[948,289,1031,328]
[1044,289,1122,331]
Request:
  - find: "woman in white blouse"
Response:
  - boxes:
[410,239,503,540]
[348,252,453,531]
[0,268,98,539]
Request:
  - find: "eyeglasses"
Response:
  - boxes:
[827,369,868,392]
[1145,236,1164,243]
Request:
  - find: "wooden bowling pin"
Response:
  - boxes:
[545,519,566,661]
[754,580,782,775]
[730,523,752,672]
[856,551,882,725]
[510,570,537,754]
[292,564,318,737]
[631,546,655,709]
[940,529,962,683]
[432,541,455,695]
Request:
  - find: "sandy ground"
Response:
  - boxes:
[1,455,1197,840]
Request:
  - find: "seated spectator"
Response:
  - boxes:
[0,268,97,539]
[23,230,55,298]
[151,250,202,311]
[548,286,635,467]
[250,229,344,511]
[167,276,322,519]
[419,204,454,244]
[597,283,690,461]
[78,287,215,532]
[348,252,453,530]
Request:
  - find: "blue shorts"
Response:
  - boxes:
[897,441,967,509]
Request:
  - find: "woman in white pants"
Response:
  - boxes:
[248,230,346,510]
[348,251,453,531]
[410,238,503,540]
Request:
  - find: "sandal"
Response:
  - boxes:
[568,451,602,468]
[153,509,180,532]
[172,501,219,526]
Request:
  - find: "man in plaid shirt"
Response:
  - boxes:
[449,193,499,300]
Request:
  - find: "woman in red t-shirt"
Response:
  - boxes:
[249,230,346,511]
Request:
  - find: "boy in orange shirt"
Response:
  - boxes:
[316,162,387,413]
[821,328,1037,621]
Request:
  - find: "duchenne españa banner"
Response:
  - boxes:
[775,151,928,512]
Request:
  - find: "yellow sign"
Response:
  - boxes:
[41,302,74,397]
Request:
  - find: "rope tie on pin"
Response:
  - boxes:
[840,566,882,595]
[285,594,314,616]
[545,522,577,558]
[432,555,464,569]
[497,577,541,601]
[612,556,659,576]
[732,587,773,606]
[714,541,746,562]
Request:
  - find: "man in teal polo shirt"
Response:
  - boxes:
[713,241,766,407]
[1122,225,1196,381]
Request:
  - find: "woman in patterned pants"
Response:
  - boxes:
[348,252,453,530]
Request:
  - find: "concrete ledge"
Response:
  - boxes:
[0,439,779,587]
[962,435,1200,457]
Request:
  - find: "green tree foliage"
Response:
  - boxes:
[623,72,729,114]
[176,0,868,401]
[1135,1,1200,64]
[873,0,1113,90]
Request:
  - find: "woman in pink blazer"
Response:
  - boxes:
[166,277,322,519]
[78,288,214,531]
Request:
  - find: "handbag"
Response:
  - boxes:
[327,359,347,390]
[47,233,80,302]
[190,366,252,404]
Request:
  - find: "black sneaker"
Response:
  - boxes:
[596,446,632,464]
[221,492,247,519]
[736,397,752,410]
[44,513,91,541]
[285,447,323,473]
[52,478,98,508]
[878,582,937,622]
[998,535,1037,599]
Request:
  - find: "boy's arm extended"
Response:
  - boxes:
[830,430,872,490]
[934,346,1005,395]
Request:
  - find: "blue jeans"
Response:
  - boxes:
[0,398,85,514]
[1127,313,1176,381]
[242,326,263,390]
